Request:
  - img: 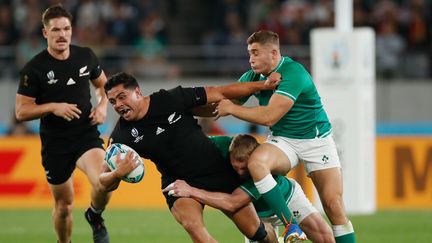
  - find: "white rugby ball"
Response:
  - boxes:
[105,143,144,183]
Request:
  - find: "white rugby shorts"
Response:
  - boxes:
[265,134,341,174]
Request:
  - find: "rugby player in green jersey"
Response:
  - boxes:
[164,135,334,243]
[214,30,355,243]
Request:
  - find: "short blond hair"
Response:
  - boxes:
[247,30,279,46]
[229,134,259,161]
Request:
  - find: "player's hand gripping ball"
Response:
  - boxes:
[105,143,144,183]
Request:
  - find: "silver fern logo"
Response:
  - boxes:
[47,70,58,84]
[131,128,143,143]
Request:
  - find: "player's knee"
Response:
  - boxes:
[248,221,267,242]
[180,219,203,234]
[55,202,73,218]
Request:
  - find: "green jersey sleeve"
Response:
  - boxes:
[208,136,233,160]
[275,61,311,102]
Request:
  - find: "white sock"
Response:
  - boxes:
[254,174,277,194]
[332,220,354,237]
[90,205,104,214]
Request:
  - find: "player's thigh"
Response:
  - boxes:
[250,143,293,175]
[76,147,105,186]
[49,177,74,206]
[287,179,318,224]
[171,198,205,226]
[224,203,261,238]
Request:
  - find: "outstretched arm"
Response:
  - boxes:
[215,93,294,126]
[162,179,252,214]
[204,72,281,104]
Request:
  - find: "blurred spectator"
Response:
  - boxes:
[376,19,405,79]
[127,14,181,80]
[15,31,45,67]
[0,4,19,45]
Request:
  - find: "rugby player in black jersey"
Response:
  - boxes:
[100,72,284,243]
[15,4,110,243]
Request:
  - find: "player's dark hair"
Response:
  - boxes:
[247,30,279,46]
[229,134,260,162]
[42,4,73,27]
[105,72,140,94]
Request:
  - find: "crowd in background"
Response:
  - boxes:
[0,0,431,80]
[1,0,431,135]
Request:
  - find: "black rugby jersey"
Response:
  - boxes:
[110,86,242,191]
[17,45,102,136]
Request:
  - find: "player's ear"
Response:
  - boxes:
[135,87,142,96]
[42,28,47,38]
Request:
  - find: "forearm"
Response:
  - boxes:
[94,86,108,108]
[99,171,121,192]
[230,105,276,126]
[15,102,54,121]
[206,81,268,103]
[189,188,244,213]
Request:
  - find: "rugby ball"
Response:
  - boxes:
[105,143,144,183]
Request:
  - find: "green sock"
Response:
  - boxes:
[335,233,356,243]
[333,221,356,243]
[255,174,297,226]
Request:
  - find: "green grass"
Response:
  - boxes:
[0,209,431,242]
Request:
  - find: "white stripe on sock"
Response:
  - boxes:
[332,220,354,237]
[254,174,277,194]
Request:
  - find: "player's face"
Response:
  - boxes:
[230,154,250,179]
[247,43,276,76]
[43,17,72,53]
[107,85,142,121]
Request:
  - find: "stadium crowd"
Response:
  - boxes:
[0,0,430,80]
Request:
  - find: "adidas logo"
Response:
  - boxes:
[67,78,76,85]
[156,127,165,135]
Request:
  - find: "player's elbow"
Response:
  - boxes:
[15,108,27,122]
[262,115,279,127]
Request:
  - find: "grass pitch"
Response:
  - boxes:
[0,209,431,242]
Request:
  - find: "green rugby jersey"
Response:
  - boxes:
[209,136,294,218]
[238,56,332,139]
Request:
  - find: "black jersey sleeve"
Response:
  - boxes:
[17,65,40,98]
[167,86,207,110]
[87,47,102,80]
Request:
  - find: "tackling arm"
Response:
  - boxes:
[204,72,281,104]
[216,93,294,126]
[162,179,252,214]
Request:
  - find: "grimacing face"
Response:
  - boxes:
[247,42,275,76]
[107,85,142,121]
[43,17,72,53]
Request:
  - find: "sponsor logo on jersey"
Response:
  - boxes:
[79,66,90,77]
[47,70,58,84]
[66,78,76,85]
[131,127,143,143]
[168,112,182,124]
[156,127,165,135]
